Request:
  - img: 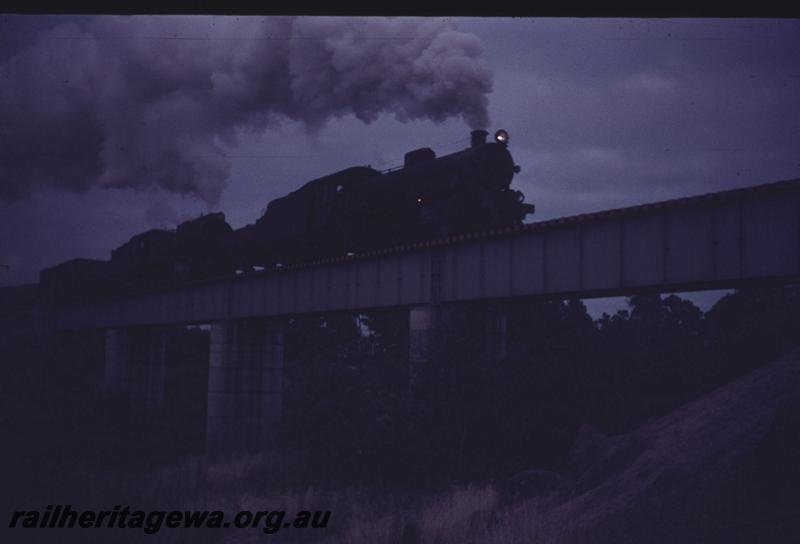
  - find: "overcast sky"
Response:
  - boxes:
[1,16,799,314]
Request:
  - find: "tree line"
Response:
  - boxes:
[281,285,800,487]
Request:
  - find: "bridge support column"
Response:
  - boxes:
[207,319,284,457]
[103,328,128,400]
[103,327,168,416]
[485,307,508,363]
[409,305,437,390]
[409,304,509,390]
[408,305,461,390]
[130,328,168,416]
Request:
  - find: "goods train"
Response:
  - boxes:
[41,129,534,304]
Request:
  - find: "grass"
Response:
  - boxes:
[20,451,572,544]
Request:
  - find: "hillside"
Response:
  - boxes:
[510,348,800,543]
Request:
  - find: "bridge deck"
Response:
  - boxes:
[56,179,800,329]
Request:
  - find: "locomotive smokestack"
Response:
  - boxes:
[471,129,489,148]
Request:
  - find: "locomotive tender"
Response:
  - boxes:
[41,129,534,303]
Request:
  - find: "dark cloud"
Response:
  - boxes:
[0,16,492,205]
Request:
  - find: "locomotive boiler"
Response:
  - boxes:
[230,128,533,269]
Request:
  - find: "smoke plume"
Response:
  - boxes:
[0,16,492,205]
[143,202,193,228]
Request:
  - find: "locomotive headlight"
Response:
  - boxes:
[494,129,509,144]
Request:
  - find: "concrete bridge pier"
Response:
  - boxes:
[408,305,444,390]
[103,327,167,416]
[102,328,127,399]
[484,306,509,363]
[408,303,509,390]
[206,319,284,458]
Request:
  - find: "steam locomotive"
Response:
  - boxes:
[41,129,534,303]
